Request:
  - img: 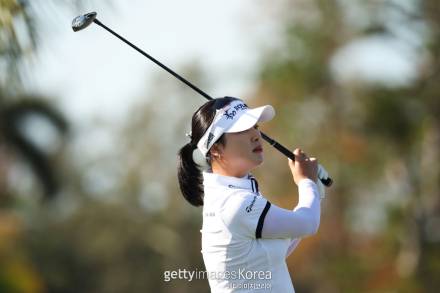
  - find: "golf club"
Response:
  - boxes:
[71,12,333,187]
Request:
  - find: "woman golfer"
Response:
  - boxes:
[178,97,323,292]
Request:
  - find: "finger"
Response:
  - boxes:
[293,148,305,162]
[295,148,308,160]
[301,151,308,159]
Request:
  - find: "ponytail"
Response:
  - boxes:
[177,142,204,206]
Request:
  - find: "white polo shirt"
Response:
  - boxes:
[200,171,295,292]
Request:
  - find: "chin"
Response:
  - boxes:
[251,154,264,167]
[234,154,264,172]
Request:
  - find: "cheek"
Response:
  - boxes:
[223,138,251,160]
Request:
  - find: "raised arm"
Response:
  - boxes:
[262,178,321,239]
[261,148,321,240]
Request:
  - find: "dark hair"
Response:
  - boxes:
[177,96,240,206]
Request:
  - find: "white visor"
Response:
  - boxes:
[196,99,275,157]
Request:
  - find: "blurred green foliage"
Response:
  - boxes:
[0,0,439,292]
[251,1,440,292]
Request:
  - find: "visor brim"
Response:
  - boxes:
[225,105,275,133]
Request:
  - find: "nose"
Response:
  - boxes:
[251,127,261,142]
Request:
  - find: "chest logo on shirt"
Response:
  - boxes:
[245,195,257,213]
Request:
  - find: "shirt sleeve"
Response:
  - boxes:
[219,192,271,239]
[261,178,321,239]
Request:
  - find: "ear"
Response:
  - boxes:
[210,143,225,158]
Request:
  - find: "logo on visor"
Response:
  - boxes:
[223,103,248,120]
[206,132,215,148]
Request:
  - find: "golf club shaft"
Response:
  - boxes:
[93,18,333,187]
[94,19,211,101]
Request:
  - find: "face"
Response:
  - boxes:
[210,124,264,176]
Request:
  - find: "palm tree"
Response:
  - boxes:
[0,0,72,201]
[0,94,68,201]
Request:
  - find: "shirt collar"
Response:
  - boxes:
[202,171,259,194]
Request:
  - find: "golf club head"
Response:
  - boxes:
[72,12,97,32]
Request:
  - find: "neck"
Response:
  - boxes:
[211,161,248,178]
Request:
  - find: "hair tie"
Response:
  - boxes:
[185,131,197,149]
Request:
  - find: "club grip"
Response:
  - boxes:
[261,132,333,187]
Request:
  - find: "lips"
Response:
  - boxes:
[253,146,263,153]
